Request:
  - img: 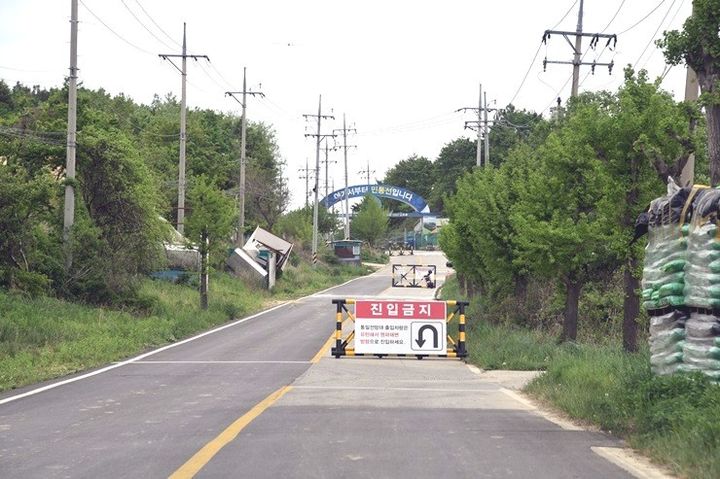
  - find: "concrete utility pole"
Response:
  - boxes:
[63,0,78,271]
[225,67,264,246]
[458,83,495,167]
[321,140,337,201]
[303,95,335,265]
[333,114,356,240]
[159,23,209,235]
[484,91,490,167]
[680,3,699,187]
[543,0,617,97]
[358,159,375,186]
[298,158,315,207]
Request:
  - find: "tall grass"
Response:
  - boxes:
[0,263,368,392]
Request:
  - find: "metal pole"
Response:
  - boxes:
[476,83,482,167]
[484,91,490,167]
[343,114,350,239]
[312,95,322,265]
[571,0,584,97]
[63,0,78,270]
[238,66,248,246]
[177,23,188,234]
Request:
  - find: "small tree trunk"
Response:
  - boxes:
[706,103,720,186]
[200,231,209,310]
[562,274,581,342]
[623,255,640,352]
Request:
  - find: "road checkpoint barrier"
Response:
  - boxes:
[331,299,469,359]
[392,264,437,288]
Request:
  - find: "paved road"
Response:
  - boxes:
[0,252,645,478]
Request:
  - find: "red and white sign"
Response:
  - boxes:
[354,300,447,355]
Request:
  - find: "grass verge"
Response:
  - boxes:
[439,273,720,479]
[0,262,369,392]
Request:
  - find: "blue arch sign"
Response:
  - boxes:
[321,184,430,213]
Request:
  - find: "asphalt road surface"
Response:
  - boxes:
[0,252,654,478]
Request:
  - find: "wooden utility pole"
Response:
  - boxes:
[333,115,356,239]
[63,0,79,270]
[226,67,264,246]
[303,95,335,265]
[159,23,209,235]
[543,0,616,97]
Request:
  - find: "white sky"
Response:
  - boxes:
[0,0,693,209]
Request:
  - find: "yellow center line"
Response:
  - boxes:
[310,332,336,363]
[169,385,293,479]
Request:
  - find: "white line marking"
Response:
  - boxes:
[591,447,675,479]
[0,301,289,406]
[0,270,383,406]
[130,360,311,365]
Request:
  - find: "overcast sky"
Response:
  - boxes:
[0,0,692,209]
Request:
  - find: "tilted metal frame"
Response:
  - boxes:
[331,299,469,359]
[392,264,437,288]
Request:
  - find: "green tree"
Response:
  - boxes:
[351,195,389,247]
[511,121,616,342]
[185,175,236,309]
[489,104,546,167]
[658,0,720,184]
[274,205,338,250]
[430,137,476,213]
[0,162,56,295]
[383,154,435,201]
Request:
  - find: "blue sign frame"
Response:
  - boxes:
[321,184,430,213]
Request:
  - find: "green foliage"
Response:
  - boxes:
[185,175,236,266]
[429,137,477,213]
[383,154,434,204]
[0,162,56,295]
[351,195,389,247]
[273,205,338,251]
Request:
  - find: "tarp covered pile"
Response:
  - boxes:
[640,182,720,380]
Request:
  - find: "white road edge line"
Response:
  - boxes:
[0,274,370,406]
[498,388,584,430]
[591,447,675,479]
[130,360,311,365]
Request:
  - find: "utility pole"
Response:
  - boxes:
[159,23,209,235]
[542,0,616,97]
[458,83,495,167]
[298,158,315,207]
[333,114,356,239]
[681,3,699,187]
[303,95,335,265]
[321,139,337,201]
[225,67,264,246]
[63,0,78,271]
[358,159,375,185]
[484,91,490,167]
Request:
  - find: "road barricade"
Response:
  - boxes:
[331,299,468,359]
[392,264,437,288]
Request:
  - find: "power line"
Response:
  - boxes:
[551,0,580,30]
[617,0,667,35]
[133,0,181,48]
[638,0,686,71]
[120,0,174,50]
[633,0,677,70]
[79,0,154,55]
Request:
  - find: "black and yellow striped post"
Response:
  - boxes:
[332,299,345,358]
[457,301,469,358]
